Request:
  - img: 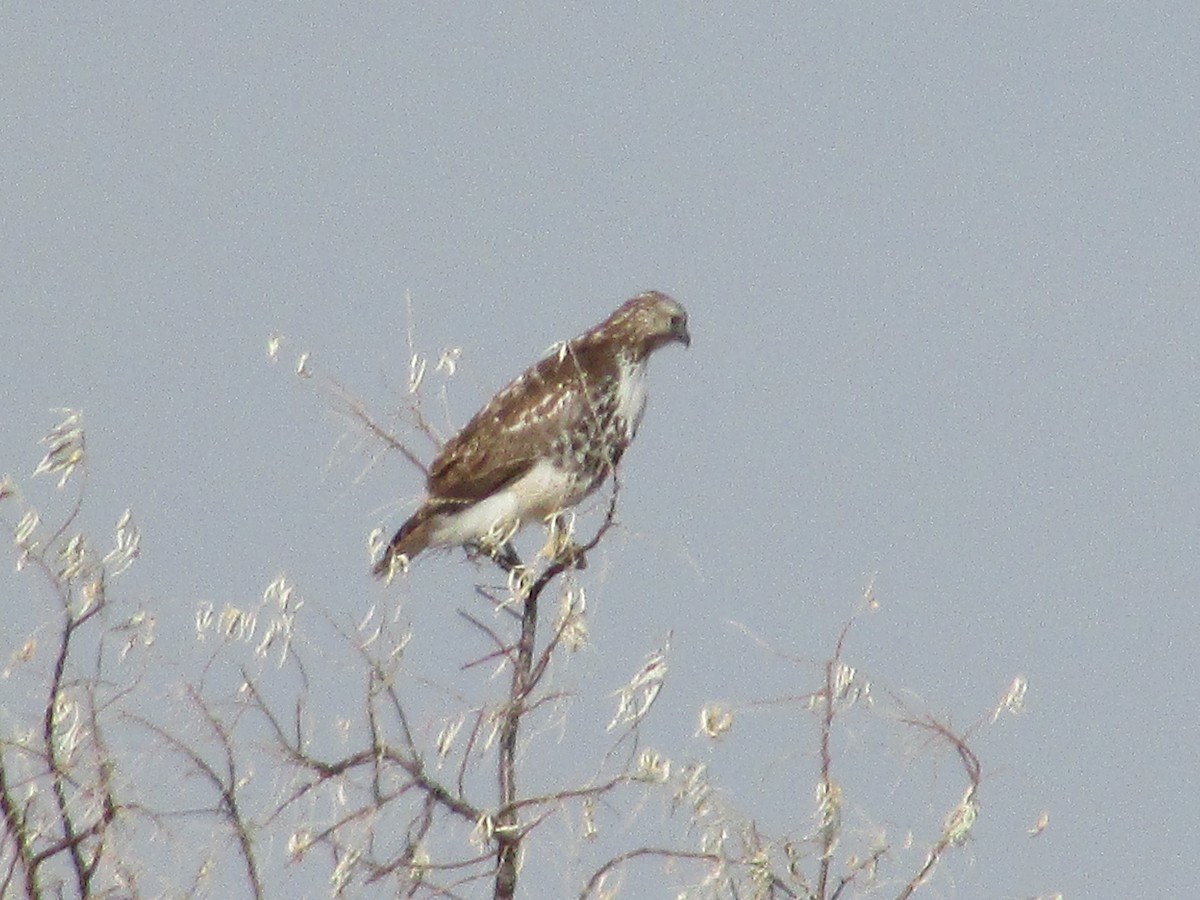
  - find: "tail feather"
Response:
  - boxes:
[372,507,435,578]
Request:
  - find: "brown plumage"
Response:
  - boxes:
[373,291,690,578]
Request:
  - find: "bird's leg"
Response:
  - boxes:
[465,540,523,571]
[492,540,523,571]
[541,511,588,570]
[470,518,525,573]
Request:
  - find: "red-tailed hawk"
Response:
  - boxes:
[373,291,690,578]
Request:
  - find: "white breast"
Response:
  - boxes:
[614,359,648,438]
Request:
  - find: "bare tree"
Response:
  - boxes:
[1,362,1050,897]
[0,411,147,898]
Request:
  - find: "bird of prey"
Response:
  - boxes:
[373,291,690,577]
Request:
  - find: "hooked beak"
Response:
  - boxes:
[674,319,691,348]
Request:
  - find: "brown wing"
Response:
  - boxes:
[427,344,612,503]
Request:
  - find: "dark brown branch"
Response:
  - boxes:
[328,377,431,476]
[492,574,537,900]
[133,687,264,900]
[491,481,621,899]
[365,840,495,889]
[0,752,39,898]
[579,847,725,898]
[829,843,887,900]
[814,619,855,900]
[240,678,481,827]
[457,706,489,799]
[503,775,630,817]
[41,584,105,897]
[895,715,982,899]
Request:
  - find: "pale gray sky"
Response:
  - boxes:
[3,4,1198,897]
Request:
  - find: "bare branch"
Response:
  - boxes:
[578,847,725,899]
[130,686,265,900]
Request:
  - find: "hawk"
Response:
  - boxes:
[373,291,690,577]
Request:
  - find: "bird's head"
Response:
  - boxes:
[606,290,691,356]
